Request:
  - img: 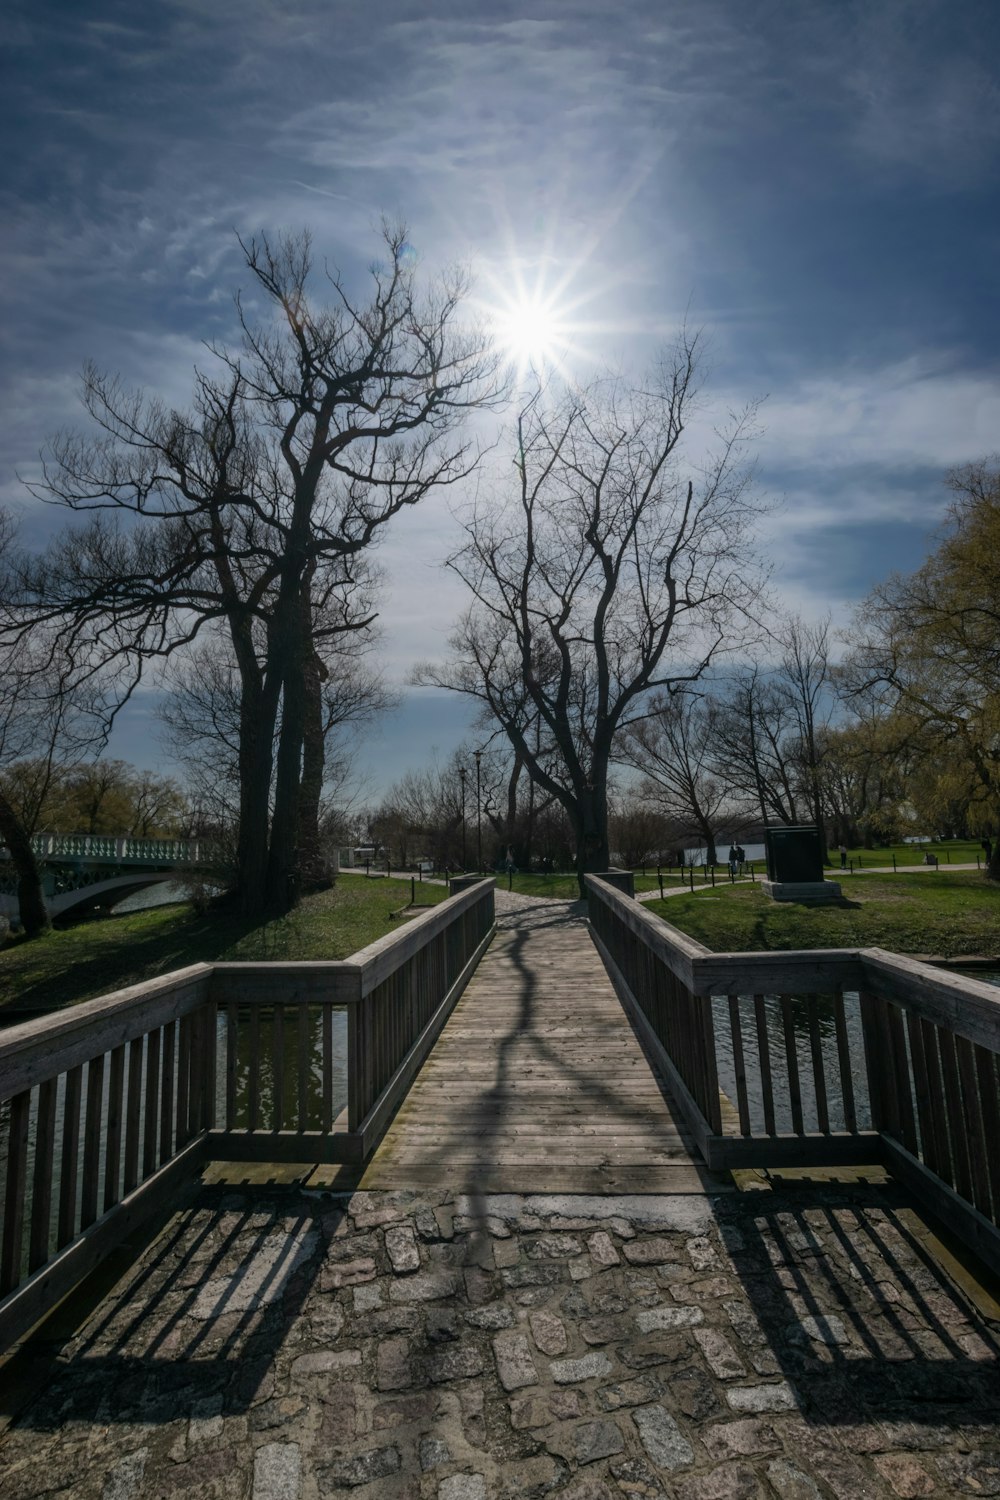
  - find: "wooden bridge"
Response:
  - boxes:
[2,875,1000,1354]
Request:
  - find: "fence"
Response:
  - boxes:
[0,878,494,1352]
[0,834,210,864]
[587,874,1000,1276]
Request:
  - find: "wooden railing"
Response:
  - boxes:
[0,879,494,1351]
[587,875,1000,1275]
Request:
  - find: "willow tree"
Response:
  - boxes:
[847,459,1000,878]
[420,338,767,891]
[15,225,503,915]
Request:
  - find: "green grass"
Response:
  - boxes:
[504,871,584,899]
[0,877,449,1015]
[838,839,984,868]
[646,870,1000,959]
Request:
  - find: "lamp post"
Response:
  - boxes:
[474,749,483,872]
[459,767,467,870]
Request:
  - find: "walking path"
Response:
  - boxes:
[2,1180,998,1499]
[358,892,711,1196]
[3,886,1000,1497]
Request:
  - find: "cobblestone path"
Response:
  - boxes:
[2,1181,998,1498]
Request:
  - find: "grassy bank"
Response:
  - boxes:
[646,870,1000,959]
[0,877,449,1015]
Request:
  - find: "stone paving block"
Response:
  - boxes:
[673,1461,763,1499]
[251,1443,300,1500]
[872,1453,937,1496]
[693,1327,746,1379]
[551,1351,613,1383]
[701,1417,780,1460]
[291,1348,361,1378]
[321,1443,402,1487]
[623,1237,681,1265]
[438,1472,487,1500]
[724,1382,798,1414]
[376,1336,414,1391]
[428,1345,485,1383]
[465,1302,516,1330]
[493,1330,539,1390]
[569,1418,626,1465]
[765,1458,824,1498]
[609,1455,669,1498]
[419,1437,451,1470]
[597,1374,661,1410]
[529,1309,567,1355]
[389,1268,462,1302]
[785,1314,850,1347]
[102,1449,149,1500]
[385,1223,421,1273]
[636,1304,703,1332]
[632,1402,695,1470]
[587,1231,620,1268]
[525,1234,583,1259]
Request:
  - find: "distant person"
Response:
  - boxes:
[839,843,848,869]
[736,844,745,873]
[728,844,738,877]
[984,837,994,864]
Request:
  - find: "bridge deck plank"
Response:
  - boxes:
[357,919,719,1193]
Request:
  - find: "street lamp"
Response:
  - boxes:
[459,767,467,870]
[474,749,483,872]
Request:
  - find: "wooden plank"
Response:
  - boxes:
[176,1016,191,1149]
[753,995,776,1137]
[142,1029,160,1180]
[103,1045,126,1213]
[57,1066,82,1249]
[80,1054,105,1230]
[920,1018,954,1189]
[271,1006,285,1134]
[905,1010,940,1177]
[955,1036,991,1218]
[248,1008,260,1132]
[159,1023,175,1166]
[938,1026,974,1203]
[297,1004,309,1133]
[225,1003,238,1130]
[974,1046,1000,1224]
[202,1000,217,1133]
[885,1002,917,1155]
[123,1036,144,1196]
[28,1078,58,1274]
[705,1129,881,1172]
[806,995,829,1135]
[833,992,857,1133]
[780,995,804,1136]
[1,1091,31,1294]
[322,1006,333,1134]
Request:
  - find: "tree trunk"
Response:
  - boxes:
[297,647,327,889]
[0,788,51,939]
[573,784,611,897]
[265,609,309,915]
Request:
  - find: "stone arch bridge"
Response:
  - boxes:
[0,832,217,924]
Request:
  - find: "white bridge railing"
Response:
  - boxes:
[0,834,212,865]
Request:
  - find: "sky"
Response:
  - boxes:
[2,0,999,802]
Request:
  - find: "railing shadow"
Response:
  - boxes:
[717,1179,1000,1431]
[0,1184,331,1429]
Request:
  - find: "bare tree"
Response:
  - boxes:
[618,692,734,863]
[15,224,504,915]
[419,340,766,890]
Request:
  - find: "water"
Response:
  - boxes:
[683,842,765,867]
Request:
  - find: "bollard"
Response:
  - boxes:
[689,865,695,891]
[411,876,415,904]
[658,869,664,899]
[892,853,896,871]
[710,865,716,887]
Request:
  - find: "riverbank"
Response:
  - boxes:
[648,869,1000,960]
[0,878,449,1017]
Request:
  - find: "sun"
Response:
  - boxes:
[493,293,569,374]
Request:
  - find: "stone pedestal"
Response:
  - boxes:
[761,879,842,903]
